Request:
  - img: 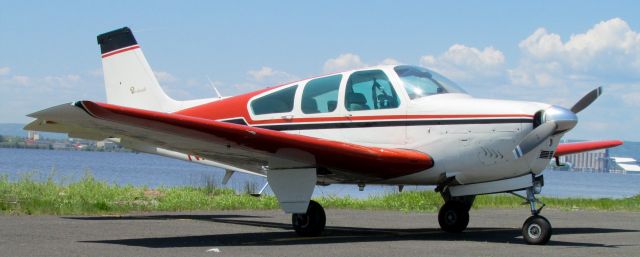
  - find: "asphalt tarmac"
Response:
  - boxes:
[0,209,638,257]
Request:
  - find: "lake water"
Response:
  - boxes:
[1,148,639,199]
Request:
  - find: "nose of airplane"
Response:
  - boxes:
[540,105,578,133]
[512,87,602,159]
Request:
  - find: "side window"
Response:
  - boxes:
[301,75,342,114]
[250,85,298,115]
[345,70,399,111]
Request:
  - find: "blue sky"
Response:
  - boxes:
[1,1,639,141]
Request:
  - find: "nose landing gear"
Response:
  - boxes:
[437,174,551,244]
[512,187,551,245]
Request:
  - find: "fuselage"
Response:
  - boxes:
[176,65,560,186]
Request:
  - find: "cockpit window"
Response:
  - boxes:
[345,70,399,111]
[250,85,298,115]
[394,65,466,100]
[302,75,342,114]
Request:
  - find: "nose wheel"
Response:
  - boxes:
[522,215,552,245]
[292,200,326,237]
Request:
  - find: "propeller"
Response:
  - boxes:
[512,87,602,159]
[513,121,557,159]
[570,86,602,113]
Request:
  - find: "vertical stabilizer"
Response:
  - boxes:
[97,27,178,112]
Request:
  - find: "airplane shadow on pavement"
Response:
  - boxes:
[69,214,637,248]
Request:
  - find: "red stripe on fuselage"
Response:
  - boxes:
[247,114,533,125]
[175,84,533,126]
[101,45,140,58]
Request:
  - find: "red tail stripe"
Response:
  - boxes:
[101,45,140,58]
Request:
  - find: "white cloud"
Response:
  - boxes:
[44,74,81,85]
[379,58,402,65]
[419,44,505,82]
[0,71,82,90]
[9,75,31,86]
[507,61,566,87]
[153,71,177,83]
[515,18,640,82]
[246,66,297,87]
[518,28,564,60]
[0,67,10,76]
[247,66,295,82]
[88,68,103,77]
[231,82,263,93]
[248,67,275,81]
[0,70,104,123]
[323,53,367,73]
[410,18,640,141]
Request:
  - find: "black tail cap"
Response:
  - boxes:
[97,27,137,54]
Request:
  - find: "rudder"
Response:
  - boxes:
[97,27,178,112]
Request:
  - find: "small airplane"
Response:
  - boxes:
[26,27,623,245]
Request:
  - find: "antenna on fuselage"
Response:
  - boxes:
[207,76,223,99]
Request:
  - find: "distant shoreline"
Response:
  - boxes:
[0,134,131,152]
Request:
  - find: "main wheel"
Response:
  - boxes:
[522,215,552,245]
[438,201,470,233]
[292,200,326,237]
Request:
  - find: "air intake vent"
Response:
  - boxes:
[539,151,554,159]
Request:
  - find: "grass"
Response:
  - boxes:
[0,173,638,215]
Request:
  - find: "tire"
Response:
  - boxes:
[522,215,552,245]
[438,201,470,233]
[292,200,326,237]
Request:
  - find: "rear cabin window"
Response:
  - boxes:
[301,75,342,114]
[345,70,399,111]
[250,85,298,115]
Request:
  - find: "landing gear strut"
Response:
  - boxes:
[512,187,551,245]
[292,200,326,236]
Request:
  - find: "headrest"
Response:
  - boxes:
[302,98,319,113]
[346,93,367,104]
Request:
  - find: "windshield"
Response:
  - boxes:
[394,65,466,100]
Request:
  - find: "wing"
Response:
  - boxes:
[554,140,623,157]
[26,101,433,180]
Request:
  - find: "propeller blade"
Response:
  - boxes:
[570,87,602,113]
[513,121,557,159]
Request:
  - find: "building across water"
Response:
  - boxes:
[610,157,640,175]
[558,148,611,172]
[555,148,640,174]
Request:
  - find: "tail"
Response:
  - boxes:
[97,27,178,112]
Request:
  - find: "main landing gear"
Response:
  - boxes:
[292,200,326,236]
[438,195,474,233]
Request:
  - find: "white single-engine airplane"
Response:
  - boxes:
[26,27,623,245]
